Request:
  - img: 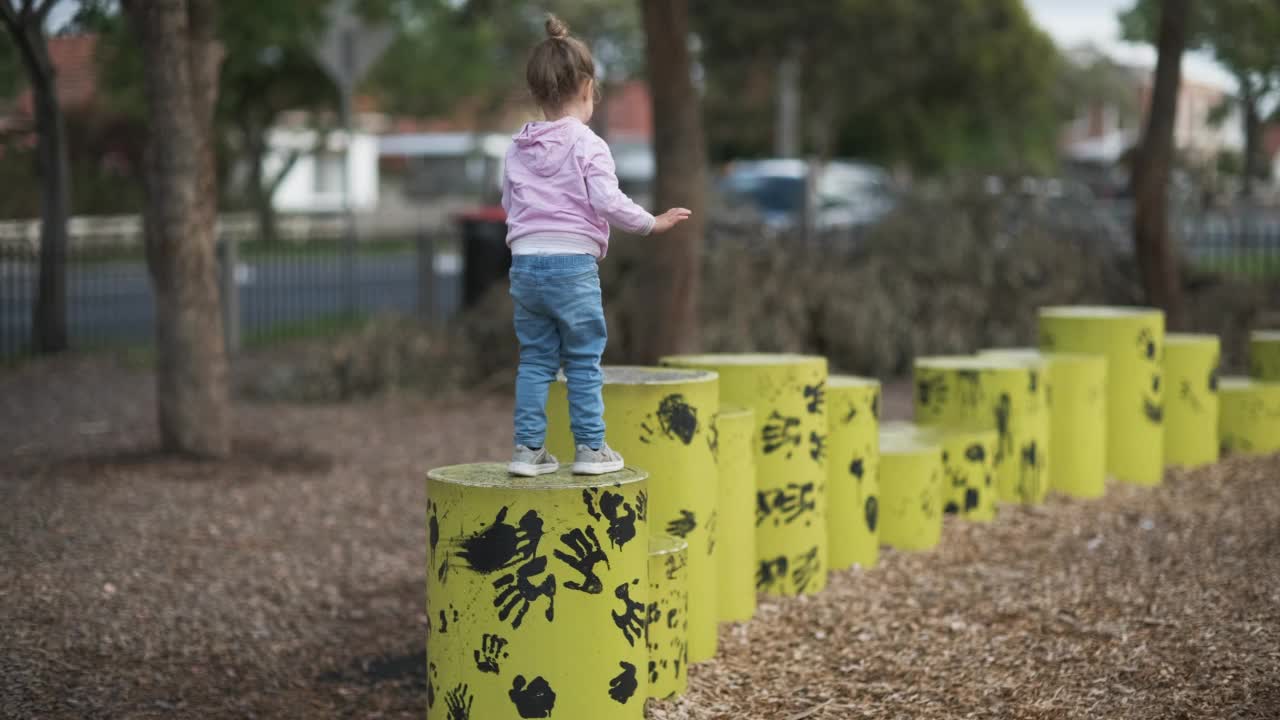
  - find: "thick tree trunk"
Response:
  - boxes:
[636,0,707,362]
[125,0,230,458]
[1131,0,1188,330]
[2,8,70,353]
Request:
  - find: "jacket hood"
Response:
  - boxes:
[510,117,588,177]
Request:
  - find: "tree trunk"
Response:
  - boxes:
[636,0,707,362]
[1131,0,1188,331]
[124,0,230,458]
[2,9,70,353]
[242,119,280,245]
[1241,81,1262,201]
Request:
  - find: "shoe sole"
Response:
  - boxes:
[508,462,559,477]
[572,460,624,475]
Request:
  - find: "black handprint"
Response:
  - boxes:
[636,490,648,522]
[444,683,473,720]
[917,373,947,413]
[756,555,788,591]
[791,546,821,593]
[762,411,802,456]
[493,555,556,629]
[553,525,609,594]
[459,507,545,575]
[473,633,509,674]
[509,675,556,718]
[611,580,645,646]
[757,482,817,526]
[809,431,827,462]
[804,381,826,414]
[585,489,639,548]
[657,394,699,444]
[956,370,983,408]
[665,509,697,538]
[664,550,687,580]
[705,509,718,556]
[608,662,639,704]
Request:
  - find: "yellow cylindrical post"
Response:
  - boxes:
[546,367,719,662]
[647,535,689,700]
[661,353,828,597]
[913,356,1048,505]
[882,422,997,522]
[1249,330,1280,381]
[715,405,757,621]
[1039,306,1165,486]
[427,464,649,720]
[877,428,944,551]
[1163,334,1221,468]
[826,376,881,569]
[1219,377,1280,456]
[981,348,1108,499]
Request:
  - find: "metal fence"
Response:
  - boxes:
[0,231,462,359]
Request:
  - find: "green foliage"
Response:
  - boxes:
[0,30,20,98]
[694,0,1063,173]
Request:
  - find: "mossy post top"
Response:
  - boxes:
[1219,376,1280,393]
[914,354,1033,372]
[829,374,881,389]
[881,420,993,445]
[649,534,689,556]
[718,404,754,419]
[427,463,648,490]
[557,366,718,386]
[1038,305,1164,319]
[661,353,826,369]
[879,427,942,455]
[1166,333,1221,346]
[980,347,1105,368]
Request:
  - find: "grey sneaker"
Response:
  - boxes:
[572,442,625,475]
[509,445,559,477]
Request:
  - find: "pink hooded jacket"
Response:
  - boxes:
[501,117,655,258]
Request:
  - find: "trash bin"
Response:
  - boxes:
[455,206,510,310]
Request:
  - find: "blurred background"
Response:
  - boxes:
[2,0,1278,390]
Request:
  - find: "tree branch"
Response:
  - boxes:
[34,0,56,21]
[0,1,20,31]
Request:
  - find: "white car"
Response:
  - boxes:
[719,159,896,232]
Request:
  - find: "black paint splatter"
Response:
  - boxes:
[964,443,986,463]
[427,500,440,554]
[473,633,509,674]
[871,391,880,419]
[493,555,556,629]
[554,525,609,594]
[850,457,865,479]
[956,370,982,408]
[509,675,556,718]
[1144,397,1164,424]
[427,662,437,709]
[1019,441,1042,503]
[612,580,645,646]
[865,496,878,532]
[664,551,687,580]
[842,401,858,425]
[944,501,959,515]
[646,601,662,630]
[636,490,648,523]
[1138,328,1158,361]
[458,507,544,575]
[1028,370,1039,394]
[608,662,638,704]
[444,683,473,720]
[756,482,817,527]
[993,393,1013,464]
[762,411,803,457]
[756,556,788,591]
[665,509,697,538]
[1209,365,1220,392]
[964,488,980,511]
[657,394,698,445]
[917,374,947,414]
[809,431,827,462]
[648,660,658,683]
[583,489,639,548]
[666,607,680,629]
[1180,380,1204,413]
[707,415,720,462]
[705,509,718,556]
[804,381,826,414]
[791,546,821,593]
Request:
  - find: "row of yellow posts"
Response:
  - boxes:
[425,308,1280,719]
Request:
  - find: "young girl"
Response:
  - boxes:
[505,15,690,477]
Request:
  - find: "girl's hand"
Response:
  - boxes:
[651,208,692,234]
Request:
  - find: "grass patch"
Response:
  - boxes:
[1191,253,1280,279]
[243,312,369,349]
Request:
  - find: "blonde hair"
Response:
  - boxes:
[526,14,596,111]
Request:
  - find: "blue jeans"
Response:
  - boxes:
[510,254,607,449]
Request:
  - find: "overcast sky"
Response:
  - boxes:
[1023,0,1236,89]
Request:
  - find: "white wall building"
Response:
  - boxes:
[265,128,380,213]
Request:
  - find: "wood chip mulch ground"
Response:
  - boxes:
[2,355,1278,719]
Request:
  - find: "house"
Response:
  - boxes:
[264,127,380,213]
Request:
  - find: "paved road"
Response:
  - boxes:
[0,252,462,355]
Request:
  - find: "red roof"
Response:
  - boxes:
[15,34,99,116]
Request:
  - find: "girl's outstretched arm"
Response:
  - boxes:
[581,135,656,235]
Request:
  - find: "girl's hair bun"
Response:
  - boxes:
[545,14,569,39]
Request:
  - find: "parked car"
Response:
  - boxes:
[717,158,896,232]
